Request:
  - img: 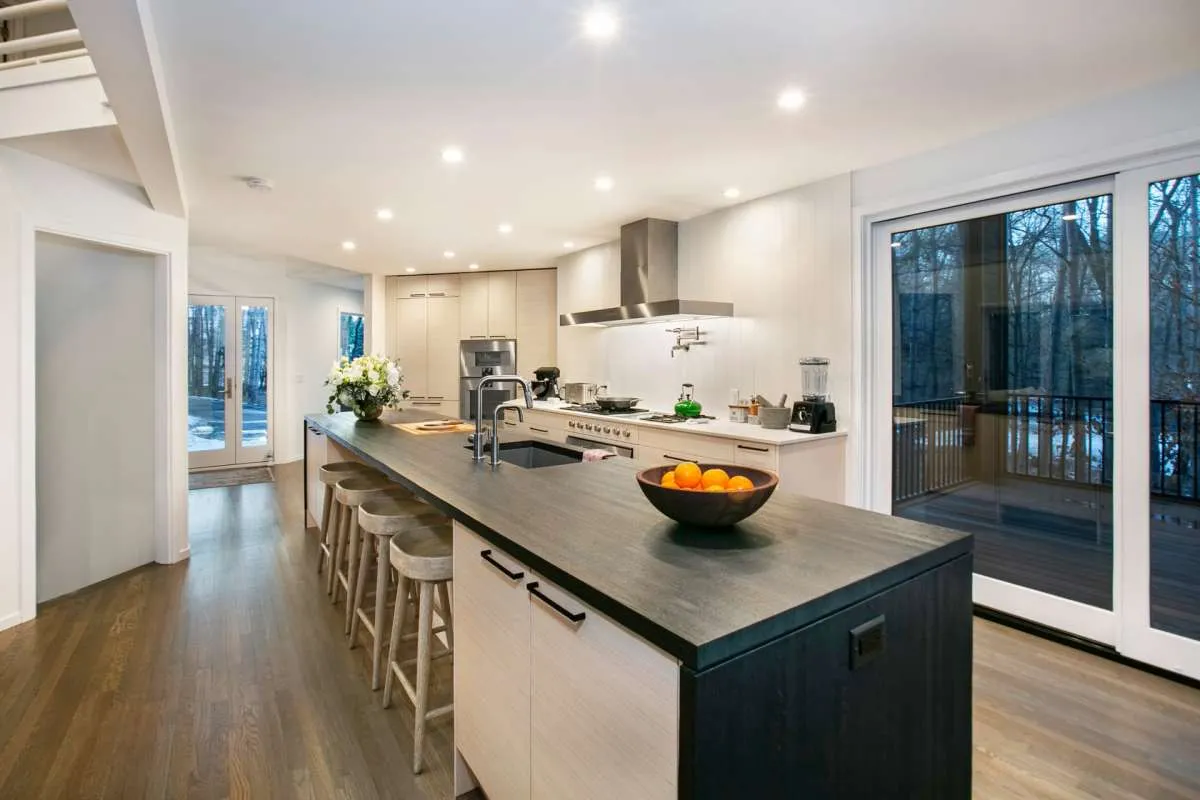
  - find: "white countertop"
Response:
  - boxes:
[502,399,847,446]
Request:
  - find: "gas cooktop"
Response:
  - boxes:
[561,404,649,416]
[639,413,717,424]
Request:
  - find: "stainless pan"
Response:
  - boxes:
[595,395,641,411]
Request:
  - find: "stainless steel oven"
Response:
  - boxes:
[564,434,635,459]
[459,338,518,420]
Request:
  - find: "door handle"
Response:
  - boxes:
[527,582,586,624]
[225,377,234,400]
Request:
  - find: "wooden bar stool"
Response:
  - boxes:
[382,523,454,774]
[352,496,449,690]
[317,462,374,578]
[328,474,395,619]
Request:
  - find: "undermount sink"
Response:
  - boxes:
[466,439,585,469]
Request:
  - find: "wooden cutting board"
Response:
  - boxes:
[393,420,476,436]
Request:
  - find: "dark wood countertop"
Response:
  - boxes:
[306,409,972,671]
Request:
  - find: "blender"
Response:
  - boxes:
[789,357,837,433]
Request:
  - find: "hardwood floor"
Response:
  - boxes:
[0,462,1198,798]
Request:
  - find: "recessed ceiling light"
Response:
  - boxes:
[723,187,741,200]
[583,7,619,40]
[376,208,394,221]
[498,222,514,234]
[441,146,465,164]
[468,263,480,270]
[1062,213,1079,221]
[443,250,455,259]
[341,240,357,251]
[776,87,806,112]
[405,267,416,273]
[594,175,614,192]
[563,241,575,249]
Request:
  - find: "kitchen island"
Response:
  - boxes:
[305,409,973,799]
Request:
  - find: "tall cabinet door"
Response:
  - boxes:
[460,273,490,340]
[454,524,532,800]
[426,295,461,403]
[488,271,517,338]
[516,270,557,376]
[393,297,428,397]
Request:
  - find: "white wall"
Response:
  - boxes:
[188,245,364,463]
[36,233,158,602]
[556,173,853,416]
[0,144,188,631]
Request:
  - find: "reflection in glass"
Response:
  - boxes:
[1148,173,1200,641]
[892,193,1114,608]
[241,305,269,448]
[187,303,227,452]
[340,312,365,360]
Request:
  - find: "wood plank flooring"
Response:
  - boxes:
[0,461,1197,798]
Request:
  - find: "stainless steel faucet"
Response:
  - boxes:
[473,374,534,465]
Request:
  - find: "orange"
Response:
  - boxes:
[701,468,730,490]
[660,470,676,486]
[727,475,754,492]
[673,461,702,489]
[704,484,726,493]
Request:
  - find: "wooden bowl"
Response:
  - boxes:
[635,464,779,528]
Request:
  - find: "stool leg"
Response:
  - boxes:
[330,502,350,601]
[317,484,333,574]
[326,502,344,597]
[349,530,373,647]
[436,582,454,651]
[383,574,410,710]
[413,581,435,775]
[343,513,362,630]
[371,537,390,690]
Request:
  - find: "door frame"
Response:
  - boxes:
[1114,154,1200,679]
[187,294,275,469]
[16,219,188,628]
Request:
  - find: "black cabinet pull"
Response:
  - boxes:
[737,444,770,453]
[480,549,524,581]
[662,453,687,462]
[527,582,586,624]
[530,426,550,434]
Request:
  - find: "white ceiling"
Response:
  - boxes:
[6,127,140,186]
[151,0,1200,275]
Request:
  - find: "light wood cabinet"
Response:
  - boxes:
[390,275,429,299]
[459,273,490,340]
[516,270,557,376]
[426,273,461,297]
[454,524,532,800]
[304,423,329,528]
[392,297,428,397]
[529,576,679,800]
[487,271,517,339]
[454,521,680,800]
[425,296,461,401]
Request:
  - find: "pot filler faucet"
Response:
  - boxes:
[473,374,534,465]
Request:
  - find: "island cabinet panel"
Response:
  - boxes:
[303,422,329,527]
[453,524,532,800]
[679,553,973,800]
[529,575,679,800]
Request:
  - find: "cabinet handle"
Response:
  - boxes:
[662,453,688,462]
[504,421,517,427]
[530,426,549,434]
[409,292,426,297]
[480,549,524,581]
[426,395,445,400]
[737,444,770,453]
[527,582,586,624]
[412,402,441,406]
[428,291,446,297]
[469,335,489,339]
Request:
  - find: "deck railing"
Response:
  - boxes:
[893,394,1200,504]
[0,0,85,71]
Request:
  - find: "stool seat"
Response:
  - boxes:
[319,461,372,485]
[330,477,405,616]
[389,525,453,582]
[334,473,395,505]
[359,497,445,535]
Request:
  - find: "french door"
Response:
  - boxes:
[187,295,274,469]
[871,162,1200,679]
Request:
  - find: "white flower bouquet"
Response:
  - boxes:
[325,354,407,420]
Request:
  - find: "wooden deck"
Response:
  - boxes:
[897,477,1200,641]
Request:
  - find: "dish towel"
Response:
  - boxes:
[582,449,614,462]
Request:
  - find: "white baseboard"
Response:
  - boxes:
[0,610,24,632]
[177,546,190,561]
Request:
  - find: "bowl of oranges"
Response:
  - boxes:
[635,461,779,528]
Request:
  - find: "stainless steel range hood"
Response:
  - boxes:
[559,218,734,326]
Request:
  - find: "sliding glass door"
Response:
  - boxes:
[187,295,274,469]
[874,163,1200,679]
